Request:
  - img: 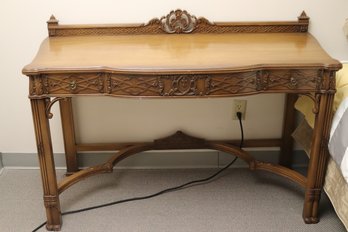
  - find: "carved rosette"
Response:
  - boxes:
[156,75,210,96]
[28,69,331,99]
[160,10,198,34]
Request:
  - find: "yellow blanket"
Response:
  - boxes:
[295,63,348,128]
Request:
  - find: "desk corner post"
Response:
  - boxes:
[303,70,335,223]
[279,93,298,167]
[31,98,62,230]
[59,98,78,175]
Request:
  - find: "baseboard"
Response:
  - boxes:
[1,149,308,170]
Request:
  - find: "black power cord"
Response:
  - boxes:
[236,112,244,148]
[32,112,244,231]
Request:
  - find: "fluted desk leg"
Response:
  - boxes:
[279,93,298,168]
[60,98,78,175]
[303,79,335,223]
[31,98,62,231]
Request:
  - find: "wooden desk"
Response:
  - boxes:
[23,10,342,230]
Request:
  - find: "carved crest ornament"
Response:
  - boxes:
[159,10,198,33]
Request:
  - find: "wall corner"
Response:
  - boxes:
[0,153,4,175]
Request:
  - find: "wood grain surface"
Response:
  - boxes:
[23,33,340,75]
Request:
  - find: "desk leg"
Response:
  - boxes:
[59,98,78,175]
[303,92,334,223]
[279,93,298,168]
[31,99,62,231]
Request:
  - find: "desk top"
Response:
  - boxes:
[22,10,341,76]
[23,33,340,75]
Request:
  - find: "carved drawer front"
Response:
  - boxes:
[30,73,104,96]
[29,69,323,98]
[255,69,321,92]
[104,70,321,96]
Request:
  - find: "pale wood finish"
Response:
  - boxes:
[59,98,78,175]
[75,138,282,152]
[30,99,62,230]
[23,33,339,75]
[58,134,306,195]
[279,93,298,167]
[303,77,336,223]
[23,10,342,230]
[254,160,306,188]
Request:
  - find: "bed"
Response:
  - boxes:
[293,63,348,230]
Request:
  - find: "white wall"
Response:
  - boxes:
[0,0,347,153]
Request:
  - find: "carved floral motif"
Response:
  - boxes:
[156,75,210,96]
[160,10,198,34]
[314,70,336,94]
[30,76,49,96]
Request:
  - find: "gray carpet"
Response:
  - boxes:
[0,168,346,232]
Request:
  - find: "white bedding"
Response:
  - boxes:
[329,96,348,183]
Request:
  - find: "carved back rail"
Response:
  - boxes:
[47,9,310,36]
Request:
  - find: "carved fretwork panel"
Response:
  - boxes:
[48,10,309,37]
[51,21,307,37]
[31,73,105,96]
[29,69,332,98]
[256,69,322,91]
[106,75,160,96]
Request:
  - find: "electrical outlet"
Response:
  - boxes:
[233,99,247,120]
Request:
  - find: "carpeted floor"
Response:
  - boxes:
[0,168,346,232]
